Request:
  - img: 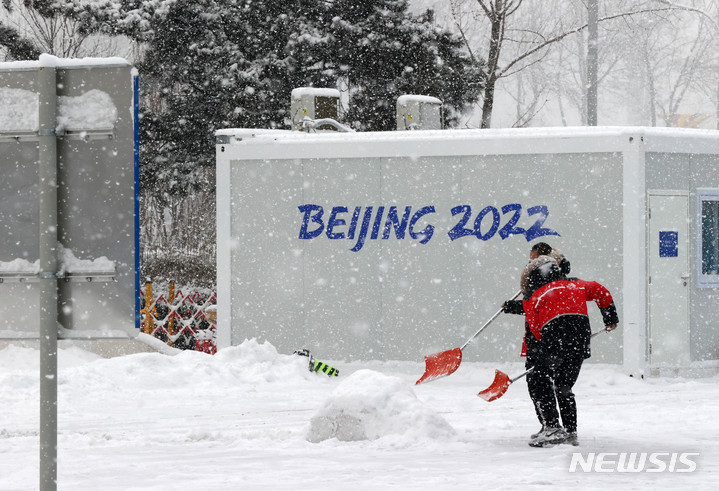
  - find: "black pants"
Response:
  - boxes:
[524,325,545,426]
[528,315,590,433]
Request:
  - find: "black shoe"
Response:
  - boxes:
[528,427,567,447]
[562,431,579,446]
[530,425,546,439]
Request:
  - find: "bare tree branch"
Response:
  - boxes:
[452,1,480,64]
[651,0,719,32]
[498,8,676,79]
[476,0,492,18]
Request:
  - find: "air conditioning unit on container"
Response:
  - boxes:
[291,87,341,131]
[396,95,443,130]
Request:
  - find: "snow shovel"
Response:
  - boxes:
[415,290,522,385]
[477,328,609,401]
[477,367,533,402]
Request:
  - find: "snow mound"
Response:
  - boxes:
[212,338,320,385]
[306,369,456,443]
[0,344,101,372]
[64,338,319,390]
[0,87,118,132]
[58,244,115,274]
[57,89,118,131]
[0,88,38,131]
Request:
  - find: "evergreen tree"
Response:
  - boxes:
[136,0,318,195]
[1,0,53,60]
[33,0,484,195]
[0,24,40,60]
[325,0,484,131]
[77,0,485,196]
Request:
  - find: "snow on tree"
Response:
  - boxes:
[323,0,485,131]
[36,0,484,285]
[136,0,484,186]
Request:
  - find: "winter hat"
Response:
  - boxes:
[531,242,553,257]
[525,255,561,294]
[548,248,571,276]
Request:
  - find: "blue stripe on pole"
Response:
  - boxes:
[133,73,141,330]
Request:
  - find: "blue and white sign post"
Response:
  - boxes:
[0,55,139,491]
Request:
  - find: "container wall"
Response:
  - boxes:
[646,152,719,362]
[226,147,624,363]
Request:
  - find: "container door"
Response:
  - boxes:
[648,191,690,365]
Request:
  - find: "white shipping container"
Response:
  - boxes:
[216,126,719,377]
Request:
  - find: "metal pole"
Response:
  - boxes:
[38,60,58,491]
[169,280,175,336]
[144,279,154,334]
[587,0,599,126]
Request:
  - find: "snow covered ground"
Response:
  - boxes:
[1,339,717,490]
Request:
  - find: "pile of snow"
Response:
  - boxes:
[66,338,320,390]
[0,88,38,131]
[0,257,38,274]
[57,89,117,132]
[306,369,456,443]
[0,244,115,274]
[3,337,719,489]
[0,87,117,132]
[211,338,321,385]
[57,244,115,274]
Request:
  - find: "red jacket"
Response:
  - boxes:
[523,279,614,342]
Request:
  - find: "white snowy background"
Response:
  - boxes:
[1,3,718,488]
[1,338,717,490]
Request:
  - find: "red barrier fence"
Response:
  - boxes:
[140,280,217,354]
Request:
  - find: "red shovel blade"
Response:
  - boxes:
[477,369,512,402]
[415,348,463,385]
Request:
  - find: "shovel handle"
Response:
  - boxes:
[590,327,610,339]
[481,329,613,400]
[460,290,522,351]
[511,367,534,383]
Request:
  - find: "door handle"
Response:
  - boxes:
[681,273,690,286]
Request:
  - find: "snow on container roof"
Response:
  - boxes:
[397,94,442,106]
[216,126,719,159]
[291,87,341,98]
[0,54,131,71]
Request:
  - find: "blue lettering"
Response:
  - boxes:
[370,206,385,240]
[326,206,348,239]
[409,206,436,244]
[347,206,362,239]
[350,207,374,252]
[298,202,558,249]
[383,206,411,239]
[448,205,474,241]
[498,203,526,239]
[525,205,561,241]
[298,204,324,239]
[474,206,500,241]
